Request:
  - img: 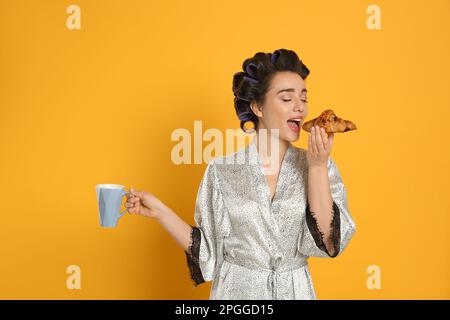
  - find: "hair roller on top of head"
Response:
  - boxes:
[271,49,281,64]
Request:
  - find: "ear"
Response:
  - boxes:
[250,100,263,117]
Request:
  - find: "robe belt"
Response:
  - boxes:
[223,255,308,299]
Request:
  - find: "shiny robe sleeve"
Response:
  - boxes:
[298,157,356,258]
[184,161,227,287]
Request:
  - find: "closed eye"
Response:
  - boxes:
[282,98,308,103]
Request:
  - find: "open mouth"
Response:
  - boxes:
[287,119,301,129]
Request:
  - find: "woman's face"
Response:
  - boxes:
[250,71,308,142]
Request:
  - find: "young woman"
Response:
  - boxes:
[125,49,356,300]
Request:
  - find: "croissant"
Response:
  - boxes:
[302,109,357,134]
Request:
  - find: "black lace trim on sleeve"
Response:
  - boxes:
[184,225,205,287]
[305,201,341,257]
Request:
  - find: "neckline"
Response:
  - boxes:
[248,137,295,207]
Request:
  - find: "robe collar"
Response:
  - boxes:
[246,136,298,207]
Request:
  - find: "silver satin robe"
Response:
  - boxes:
[184,137,356,299]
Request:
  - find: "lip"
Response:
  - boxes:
[287,116,304,121]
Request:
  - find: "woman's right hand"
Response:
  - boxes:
[125,187,166,219]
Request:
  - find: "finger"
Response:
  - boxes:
[320,127,328,150]
[328,133,334,148]
[127,200,138,209]
[125,202,134,208]
[129,202,137,213]
[311,127,319,154]
[315,126,325,153]
[307,132,312,153]
[318,127,327,152]
[317,126,326,152]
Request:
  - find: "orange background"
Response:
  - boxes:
[0,0,449,299]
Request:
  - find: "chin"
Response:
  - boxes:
[288,128,302,141]
[281,131,300,143]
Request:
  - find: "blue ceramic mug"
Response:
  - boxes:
[95,184,129,227]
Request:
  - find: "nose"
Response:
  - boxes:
[294,99,305,113]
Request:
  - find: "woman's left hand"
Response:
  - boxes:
[306,125,334,169]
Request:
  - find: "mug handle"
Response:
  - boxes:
[119,189,130,218]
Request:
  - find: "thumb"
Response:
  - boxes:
[130,187,140,197]
[134,189,147,198]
